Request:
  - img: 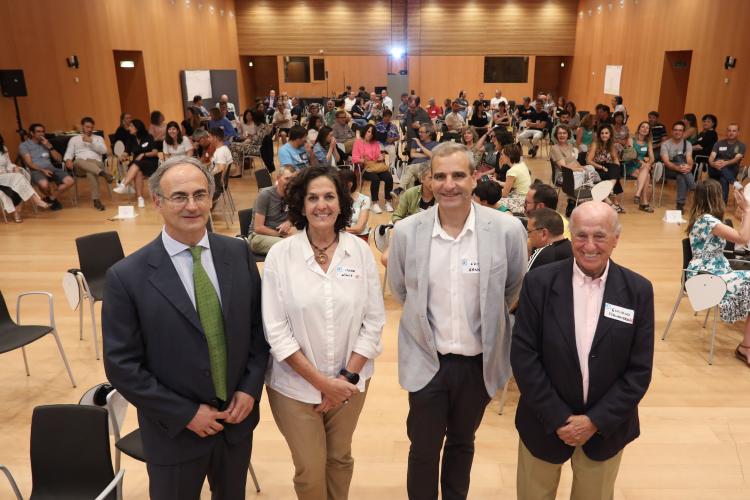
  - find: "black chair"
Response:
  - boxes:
[259,133,276,172]
[561,167,592,216]
[73,231,125,360]
[236,208,266,263]
[0,288,76,387]
[213,165,236,229]
[254,168,273,191]
[0,405,124,500]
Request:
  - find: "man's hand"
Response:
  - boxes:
[715,160,726,169]
[557,415,597,447]
[65,160,74,171]
[277,220,293,237]
[679,164,691,174]
[321,377,358,406]
[42,169,53,178]
[186,404,229,438]
[40,137,53,149]
[314,394,340,413]
[224,391,255,424]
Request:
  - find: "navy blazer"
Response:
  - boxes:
[511,258,654,463]
[103,233,269,465]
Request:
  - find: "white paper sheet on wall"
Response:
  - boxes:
[604,65,622,95]
[185,70,212,99]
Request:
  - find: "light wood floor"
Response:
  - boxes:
[2,156,750,500]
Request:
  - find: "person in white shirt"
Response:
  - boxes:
[381,89,393,111]
[215,94,237,117]
[0,134,50,222]
[162,121,194,160]
[388,141,527,500]
[208,127,232,176]
[344,91,357,113]
[490,89,508,111]
[338,168,371,237]
[262,165,384,500]
[63,116,113,211]
[272,101,294,144]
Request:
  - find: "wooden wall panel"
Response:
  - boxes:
[0,0,242,154]
[236,0,577,56]
[566,0,750,131]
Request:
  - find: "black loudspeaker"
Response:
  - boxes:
[0,69,28,97]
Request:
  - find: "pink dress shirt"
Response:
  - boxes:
[352,139,382,164]
[572,260,610,403]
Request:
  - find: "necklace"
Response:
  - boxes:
[308,231,339,265]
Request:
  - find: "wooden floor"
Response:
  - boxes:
[2,155,750,500]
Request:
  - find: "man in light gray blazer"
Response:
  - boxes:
[388,142,527,500]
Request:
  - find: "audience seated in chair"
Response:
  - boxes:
[524,181,571,240]
[353,123,394,214]
[332,110,356,156]
[396,124,437,194]
[19,123,73,211]
[162,120,194,160]
[472,179,503,210]
[63,116,114,211]
[375,109,400,173]
[339,168,371,239]
[278,125,314,171]
[708,123,745,203]
[660,121,695,212]
[526,207,573,272]
[113,119,160,208]
[208,107,237,145]
[517,99,549,158]
[312,126,341,167]
[248,166,297,256]
[0,133,50,222]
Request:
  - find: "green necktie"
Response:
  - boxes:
[189,246,227,402]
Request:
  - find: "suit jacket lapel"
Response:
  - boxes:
[147,237,204,334]
[208,233,233,324]
[591,262,626,351]
[550,259,580,365]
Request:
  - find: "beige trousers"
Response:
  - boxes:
[516,440,623,500]
[73,158,104,199]
[249,233,283,255]
[267,383,368,500]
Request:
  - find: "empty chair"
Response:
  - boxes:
[684,274,727,364]
[236,208,266,263]
[0,404,124,500]
[213,165,236,228]
[74,231,125,360]
[0,288,76,387]
[254,168,273,191]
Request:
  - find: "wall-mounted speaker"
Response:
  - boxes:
[0,69,28,97]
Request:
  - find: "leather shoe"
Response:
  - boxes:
[93,199,105,211]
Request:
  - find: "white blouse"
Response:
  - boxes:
[262,231,385,403]
[0,150,17,174]
[163,136,194,158]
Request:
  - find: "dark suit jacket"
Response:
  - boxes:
[511,258,654,463]
[103,233,269,465]
[528,239,573,272]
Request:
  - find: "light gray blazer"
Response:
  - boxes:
[388,203,527,397]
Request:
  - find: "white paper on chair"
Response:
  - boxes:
[663,210,686,224]
[109,205,138,220]
[62,272,80,310]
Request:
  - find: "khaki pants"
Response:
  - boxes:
[249,233,283,255]
[517,440,622,500]
[267,383,368,500]
[74,158,104,199]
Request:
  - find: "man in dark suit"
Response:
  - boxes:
[103,156,269,500]
[526,207,572,272]
[511,201,654,499]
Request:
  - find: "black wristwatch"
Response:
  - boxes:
[339,368,360,385]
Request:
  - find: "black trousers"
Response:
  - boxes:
[362,170,394,202]
[407,353,491,500]
[601,162,624,195]
[147,433,253,500]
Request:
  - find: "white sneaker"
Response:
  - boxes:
[126,185,136,194]
[113,183,128,194]
[385,202,394,212]
[137,196,145,208]
[371,203,383,214]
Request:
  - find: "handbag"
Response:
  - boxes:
[621,145,637,162]
[364,160,388,173]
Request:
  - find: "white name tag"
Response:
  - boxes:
[640,146,647,152]
[719,146,728,151]
[141,142,149,147]
[336,266,360,279]
[604,303,634,324]
[42,152,49,158]
[462,259,480,274]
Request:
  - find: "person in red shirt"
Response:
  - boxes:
[426,98,444,122]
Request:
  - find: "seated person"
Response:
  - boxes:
[660,121,695,211]
[272,100,293,144]
[208,107,237,145]
[404,97,430,141]
[181,107,202,139]
[192,94,210,118]
[19,123,73,210]
[517,99,549,158]
[708,123,745,203]
[392,163,435,223]
[231,109,273,167]
[350,97,368,130]
[63,116,113,211]
[375,109,400,173]
[473,180,503,210]
[468,100,490,133]
[324,100,337,127]
[162,120,194,160]
[395,125,437,194]
[0,133,50,222]
[208,127,232,175]
[551,110,575,145]
[290,97,304,123]
[216,93,237,118]
[353,123,394,214]
[338,168,371,238]
[248,166,297,255]
[148,110,166,142]
[113,112,133,146]
[192,128,212,166]
[112,118,160,208]
[332,110,356,155]
[313,126,341,167]
[443,101,466,141]
[498,144,531,214]
[526,207,573,271]
[278,125,314,170]
[524,181,571,239]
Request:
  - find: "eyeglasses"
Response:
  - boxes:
[526,227,544,235]
[160,192,210,207]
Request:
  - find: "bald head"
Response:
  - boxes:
[569,201,621,278]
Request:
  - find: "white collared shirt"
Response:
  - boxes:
[428,205,482,356]
[262,231,385,404]
[161,228,221,309]
[572,260,609,403]
[63,134,107,162]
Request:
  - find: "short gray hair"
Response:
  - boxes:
[418,162,432,179]
[148,156,215,198]
[429,141,476,174]
[192,128,208,140]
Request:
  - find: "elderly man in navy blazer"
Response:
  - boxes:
[103,157,269,500]
[511,201,654,500]
[389,141,527,500]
